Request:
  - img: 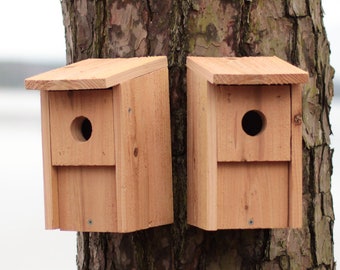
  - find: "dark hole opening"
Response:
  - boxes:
[81,118,92,141]
[71,116,92,141]
[241,110,265,136]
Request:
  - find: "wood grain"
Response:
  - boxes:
[49,90,115,166]
[25,57,167,90]
[186,56,309,85]
[113,67,173,232]
[58,166,117,232]
[30,57,172,232]
[217,162,289,229]
[216,84,291,162]
[54,68,172,232]
[289,84,303,227]
[187,68,218,230]
[40,91,59,229]
[187,57,305,230]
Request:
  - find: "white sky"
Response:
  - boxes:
[323,0,340,82]
[0,0,66,63]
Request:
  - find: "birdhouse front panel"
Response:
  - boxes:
[58,166,117,232]
[215,84,291,162]
[187,56,308,230]
[49,89,115,166]
[217,162,289,229]
[25,57,173,233]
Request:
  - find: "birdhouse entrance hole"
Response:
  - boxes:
[71,116,92,141]
[241,110,266,136]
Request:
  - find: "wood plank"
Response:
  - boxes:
[49,90,115,166]
[289,84,303,227]
[206,81,218,230]
[187,69,218,230]
[113,68,173,232]
[25,56,167,90]
[186,68,197,226]
[217,162,289,229]
[186,56,309,85]
[40,91,59,229]
[216,85,291,162]
[57,166,117,232]
[144,68,173,228]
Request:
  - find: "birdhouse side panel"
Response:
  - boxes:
[187,68,200,227]
[40,91,59,229]
[49,90,115,166]
[187,69,218,230]
[113,68,173,232]
[288,84,303,227]
[144,69,174,227]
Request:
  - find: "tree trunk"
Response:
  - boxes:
[61,0,335,269]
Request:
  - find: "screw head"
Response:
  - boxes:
[248,218,254,226]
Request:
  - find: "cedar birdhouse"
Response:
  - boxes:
[25,57,173,233]
[186,56,308,230]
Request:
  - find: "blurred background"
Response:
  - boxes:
[0,1,338,269]
[0,2,74,270]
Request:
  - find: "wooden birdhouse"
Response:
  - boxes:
[186,56,308,230]
[25,56,173,233]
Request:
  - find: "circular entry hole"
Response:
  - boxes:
[71,116,92,141]
[241,110,266,136]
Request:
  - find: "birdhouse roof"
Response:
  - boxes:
[186,56,308,85]
[25,56,167,90]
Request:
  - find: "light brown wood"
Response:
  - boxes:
[55,68,172,233]
[113,67,173,232]
[49,90,115,166]
[186,56,309,85]
[217,162,289,229]
[216,84,291,162]
[27,57,172,232]
[186,56,306,230]
[40,91,59,229]
[25,56,167,90]
[187,69,218,230]
[289,84,303,227]
[57,166,117,232]
[186,68,197,227]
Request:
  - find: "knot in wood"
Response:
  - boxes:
[133,147,139,157]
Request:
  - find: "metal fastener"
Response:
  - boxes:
[248,218,254,226]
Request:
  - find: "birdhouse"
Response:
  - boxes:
[186,56,308,230]
[25,56,173,233]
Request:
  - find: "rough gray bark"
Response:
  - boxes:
[61,0,335,269]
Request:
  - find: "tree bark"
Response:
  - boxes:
[61,0,335,269]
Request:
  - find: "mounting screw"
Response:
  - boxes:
[248,218,254,226]
[88,219,93,225]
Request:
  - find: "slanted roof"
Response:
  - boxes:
[25,56,167,91]
[186,56,308,85]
